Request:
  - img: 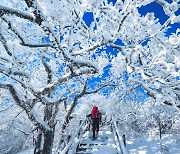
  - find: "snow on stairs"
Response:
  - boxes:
[76,126,119,154]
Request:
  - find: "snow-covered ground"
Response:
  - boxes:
[126,134,180,154]
[17,147,34,154]
[17,128,180,154]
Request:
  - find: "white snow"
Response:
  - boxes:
[17,147,34,154]
[17,127,180,154]
[1,0,180,154]
[126,134,180,154]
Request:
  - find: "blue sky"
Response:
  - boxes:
[138,1,180,35]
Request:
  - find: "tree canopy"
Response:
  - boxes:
[0,0,179,153]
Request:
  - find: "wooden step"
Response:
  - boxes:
[76,152,92,154]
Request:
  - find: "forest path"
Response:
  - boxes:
[76,126,119,154]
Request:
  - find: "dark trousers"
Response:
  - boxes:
[92,118,99,138]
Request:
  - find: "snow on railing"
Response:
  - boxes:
[59,118,89,154]
[112,123,122,153]
[68,122,89,153]
[113,121,128,154]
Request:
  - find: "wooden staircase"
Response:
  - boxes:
[76,126,119,154]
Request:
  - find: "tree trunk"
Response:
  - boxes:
[34,130,43,154]
[42,128,55,154]
[41,104,55,154]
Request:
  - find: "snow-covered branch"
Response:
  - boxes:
[85,82,117,95]
[0,33,12,56]
[0,5,34,21]
[2,17,53,48]
[39,67,97,96]
[113,11,131,40]
[134,80,180,110]
[0,83,24,106]
[155,0,180,23]
[0,82,52,131]
[24,0,98,73]
[42,56,52,84]
[72,42,106,55]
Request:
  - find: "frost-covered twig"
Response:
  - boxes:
[155,0,179,23]
[24,0,98,72]
[0,19,12,56]
[0,5,34,21]
[0,104,13,112]
[134,80,180,110]
[42,56,52,84]
[0,83,51,131]
[2,17,53,48]
[113,11,131,40]
[71,41,106,55]
[39,66,98,96]
[0,34,12,56]
[6,110,24,131]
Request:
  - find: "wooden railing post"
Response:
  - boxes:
[113,121,128,154]
[123,134,126,147]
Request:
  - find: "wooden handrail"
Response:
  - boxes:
[59,118,90,154]
[113,121,128,154]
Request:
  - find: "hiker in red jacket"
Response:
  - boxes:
[87,106,102,139]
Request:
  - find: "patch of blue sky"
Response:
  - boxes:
[53,53,58,58]
[141,39,149,46]
[56,63,66,76]
[83,12,94,27]
[106,46,118,59]
[93,45,119,62]
[53,85,71,98]
[107,0,117,5]
[54,29,58,34]
[27,23,31,27]
[138,1,179,36]
[0,74,8,82]
[176,76,180,80]
[138,1,167,24]
[114,39,125,46]
[175,8,180,16]
[96,17,99,22]
[45,57,50,62]
[135,86,149,103]
[73,42,83,50]
[60,35,64,42]
[44,36,51,43]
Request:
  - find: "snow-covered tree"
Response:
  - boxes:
[0,0,179,153]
